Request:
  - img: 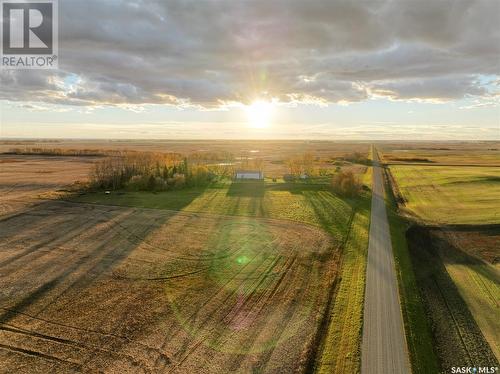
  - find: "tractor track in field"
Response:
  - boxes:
[166,252,282,341]
[167,257,285,371]
[153,234,314,372]
[432,276,474,364]
[0,324,160,371]
[0,307,171,362]
[164,257,268,366]
[0,342,82,368]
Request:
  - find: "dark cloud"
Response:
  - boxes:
[1,0,499,106]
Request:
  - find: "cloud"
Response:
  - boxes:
[371,76,488,101]
[1,0,499,107]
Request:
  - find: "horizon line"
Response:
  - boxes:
[1,137,499,143]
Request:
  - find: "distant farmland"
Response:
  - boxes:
[380,142,500,166]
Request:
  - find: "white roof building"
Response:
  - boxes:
[235,170,264,180]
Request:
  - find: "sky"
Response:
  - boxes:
[1,0,499,140]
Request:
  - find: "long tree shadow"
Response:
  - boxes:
[226,180,265,197]
[267,182,328,194]
[406,225,498,370]
[301,188,362,236]
[0,187,204,353]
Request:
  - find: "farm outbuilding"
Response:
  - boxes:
[235,170,264,180]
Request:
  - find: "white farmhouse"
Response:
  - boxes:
[235,170,264,180]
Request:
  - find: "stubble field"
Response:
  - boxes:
[0,199,338,373]
[0,155,94,217]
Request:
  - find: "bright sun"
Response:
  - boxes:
[245,100,273,129]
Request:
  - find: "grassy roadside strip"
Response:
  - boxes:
[314,166,372,374]
[383,166,440,374]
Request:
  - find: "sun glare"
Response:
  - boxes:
[245,100,273,129]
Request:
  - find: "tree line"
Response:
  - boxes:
[89,151,261,191]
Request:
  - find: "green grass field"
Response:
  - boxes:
[74,181,356,241]
[315,190,370,373]
[389,165,500,224]
[315,165,373,373]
